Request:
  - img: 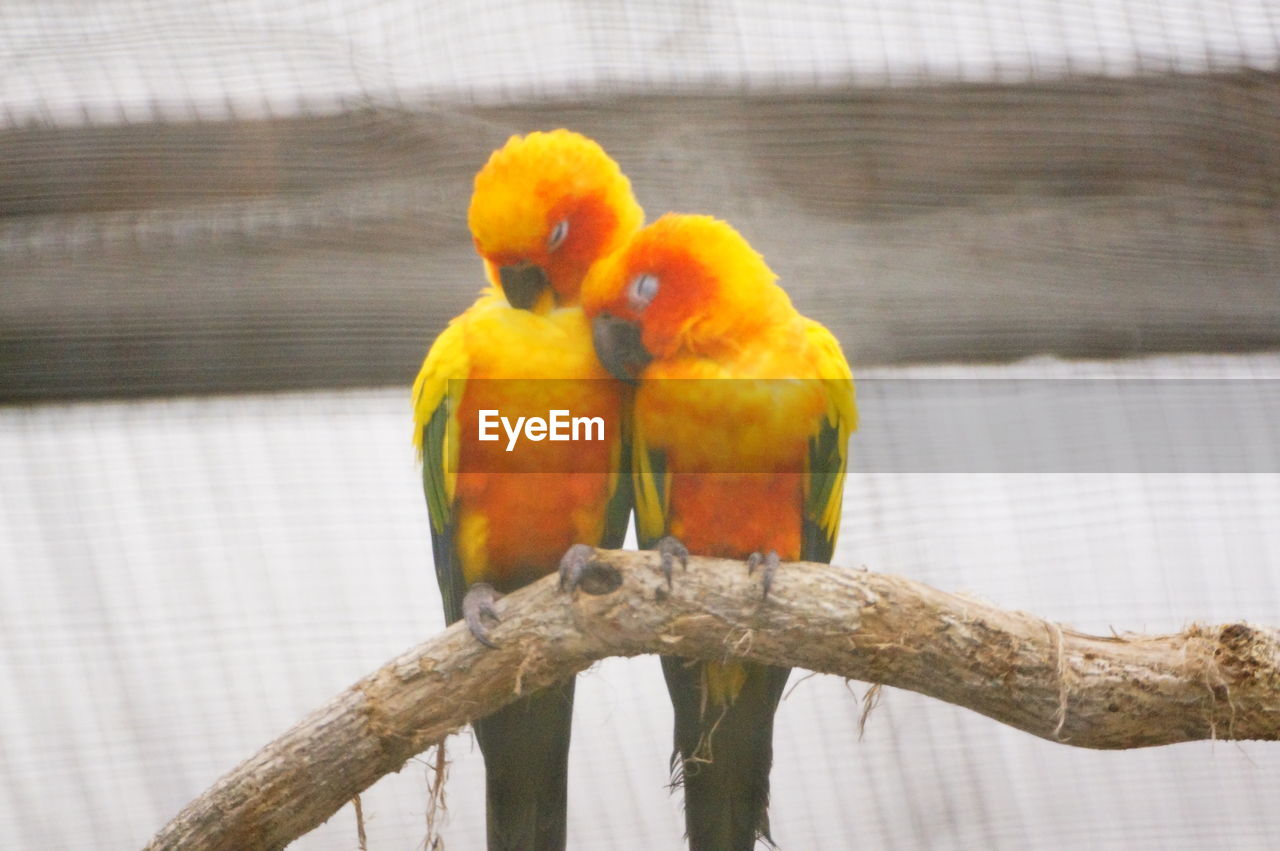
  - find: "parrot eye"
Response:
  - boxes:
[547,219,569,251]
[628,273,660,312]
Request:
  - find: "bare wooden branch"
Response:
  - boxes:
[146,549,1280,850]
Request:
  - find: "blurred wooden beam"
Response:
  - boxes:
[3,72,1279,401]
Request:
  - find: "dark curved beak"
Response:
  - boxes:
[592,313,651,384]
[498,263,550,310]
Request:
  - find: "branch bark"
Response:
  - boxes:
[146,549,1280,850]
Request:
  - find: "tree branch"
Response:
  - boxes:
[146,549,1280,850]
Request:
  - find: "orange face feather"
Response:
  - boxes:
[583,214,793,362]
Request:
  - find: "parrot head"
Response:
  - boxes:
[468,129,643,312]
[583,214,793,382]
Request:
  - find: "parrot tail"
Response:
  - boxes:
[662,657,791,851]
[473,677,576,851]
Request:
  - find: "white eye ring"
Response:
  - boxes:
[628,273,660,312]
[547,219,569,251]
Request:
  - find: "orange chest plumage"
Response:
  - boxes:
[451,304,625,589]
[635,365,827,562]
[454,381,621,589]
[454,471,615,590]
[666,473,804,561]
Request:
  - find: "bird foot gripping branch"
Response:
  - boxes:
[747,550,781,600]
[471,543,648,652]
[561,540,691,599]
[461,582,502,648]
[655,536,689,588]
[558,543,613,595]
[558,544,624,597]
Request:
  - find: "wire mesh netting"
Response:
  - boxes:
[2,1,1279,848]
[5,0,1280,123]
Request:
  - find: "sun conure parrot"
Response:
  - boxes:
[582,213,856,850]
[412,130,643,850]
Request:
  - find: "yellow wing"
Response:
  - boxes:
[412,315,469,623]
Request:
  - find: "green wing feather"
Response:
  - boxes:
[601,392,636,549]
[412,320,468,625]
[631,424,670,551]
[802,321,858,564]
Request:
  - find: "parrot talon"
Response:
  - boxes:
[655,536,688,588]
[748,550,781,600]
[462,583,502,648]
[558,543,597,593]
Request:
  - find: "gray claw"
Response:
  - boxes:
[559,543,596,592]
[462,582,502,648]
[655,536,688,588]
[747,550,780,600]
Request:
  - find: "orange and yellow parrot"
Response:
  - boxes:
[412,130,643,850]
[583,214,856,850]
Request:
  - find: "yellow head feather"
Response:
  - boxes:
[468,130,644,307]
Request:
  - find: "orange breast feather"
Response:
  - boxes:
[637,366,826,562]
[453,304,623,589]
